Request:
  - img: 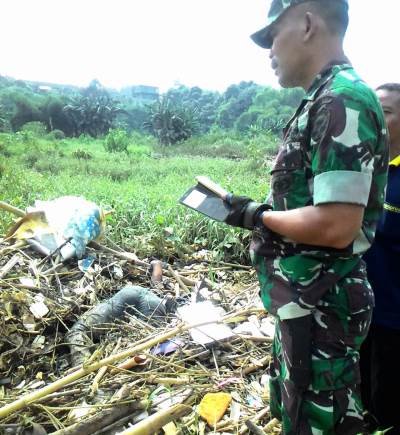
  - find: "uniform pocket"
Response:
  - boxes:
[279,316,313,390]
[271,148,309,210]
[344,261,374,314]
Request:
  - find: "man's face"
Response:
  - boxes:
[377,89,400,149]
[268,9,308,88]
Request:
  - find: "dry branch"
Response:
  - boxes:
[0,324,186,419]
[0,201,25,217]
[117,403,192,435]
[50,400,147,435]
[0,311,253,419]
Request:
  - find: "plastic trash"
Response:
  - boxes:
[6,196,107,260]
[199,392,232,426]
[152,338,184,356]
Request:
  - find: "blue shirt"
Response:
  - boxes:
[364,155,400,329]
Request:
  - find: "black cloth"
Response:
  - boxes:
[360,323,400,434]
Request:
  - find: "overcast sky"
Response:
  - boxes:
[1,0,398,92]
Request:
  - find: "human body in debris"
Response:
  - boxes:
[224,0,388,433]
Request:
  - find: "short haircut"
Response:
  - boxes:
[376,83,400,95]
[302,1,349,38]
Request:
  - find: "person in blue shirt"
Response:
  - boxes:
[361,83,400,434]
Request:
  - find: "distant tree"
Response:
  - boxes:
[235,86,304,134]
[216,82,259,129]
[0,74,305,139]
[164,85,220,134]
[115,102,149,133]
[0,104,6,131]
[144,97,199,146]
[40,95,75,136]
[63,82,123,137]
[10,94,42,131]
[0,85,45,132]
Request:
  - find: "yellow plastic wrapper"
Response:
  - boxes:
[198,392,232,426]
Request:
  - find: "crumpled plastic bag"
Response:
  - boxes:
[6,196,107,260]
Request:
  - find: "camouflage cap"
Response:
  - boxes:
[251,0,349,49]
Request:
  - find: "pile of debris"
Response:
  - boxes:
[0,199,280,435]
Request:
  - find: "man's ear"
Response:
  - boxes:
[303,11,318,42]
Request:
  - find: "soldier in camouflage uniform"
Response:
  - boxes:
[224,1,388,433]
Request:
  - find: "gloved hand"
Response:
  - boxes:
[225,194,272,230]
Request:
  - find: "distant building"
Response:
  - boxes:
[121,85,159,102]
[24,80,80,95]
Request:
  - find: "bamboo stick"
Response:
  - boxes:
[90,241,197,287]
[89,241,148,267]
[117,403,192,435]
[245,420,265,435]
[167,265,190,293]
[245,420,267,435]
[237,335,273,343]
[0,201,25,217]
[146,376,190,385]
[0,311,249,419]
[50,400,147,435]
[0,325,185,419]
[240,355,271,376]
[0,255,20,279]
[239,408,270,435]
[263,418,280,433]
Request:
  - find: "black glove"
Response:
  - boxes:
[225,194,272,230]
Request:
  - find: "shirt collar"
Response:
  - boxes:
[305,59,352,101]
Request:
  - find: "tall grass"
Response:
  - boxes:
[0,130,274,262]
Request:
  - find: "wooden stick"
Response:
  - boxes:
[245,420,267,435]
[237,335,273,343]
[263,418,280,433]
[206,260,252,270]
[50,401,147,435]
[0,255,20,279]
[89,241,148,267]
[0,312,247,419]
[146,376,190,385]
[0,240,27,256]
[239,408,270,435]
[168,265,190,293]
[110,354,147,373]
[117,403,192,435]
[0,327,182,418]
[91,340,123,394]
[90,241,197,287]
[240,355,271,376]
[0,201,25,217]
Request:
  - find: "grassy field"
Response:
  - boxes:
[0,130,277,262]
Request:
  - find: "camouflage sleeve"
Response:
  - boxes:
[309,92,383,207]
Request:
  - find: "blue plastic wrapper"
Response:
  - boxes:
[7,196,107,260]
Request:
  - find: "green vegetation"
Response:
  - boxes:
[104,128,130,153]
[144,97,200,146]
[0,129,275,262]
[0,75,301,262]
[0,75,303,139]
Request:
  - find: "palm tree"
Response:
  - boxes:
[144,97,199,145]
[63,82,123,137]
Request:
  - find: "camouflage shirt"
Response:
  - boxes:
[251,62,388,319]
